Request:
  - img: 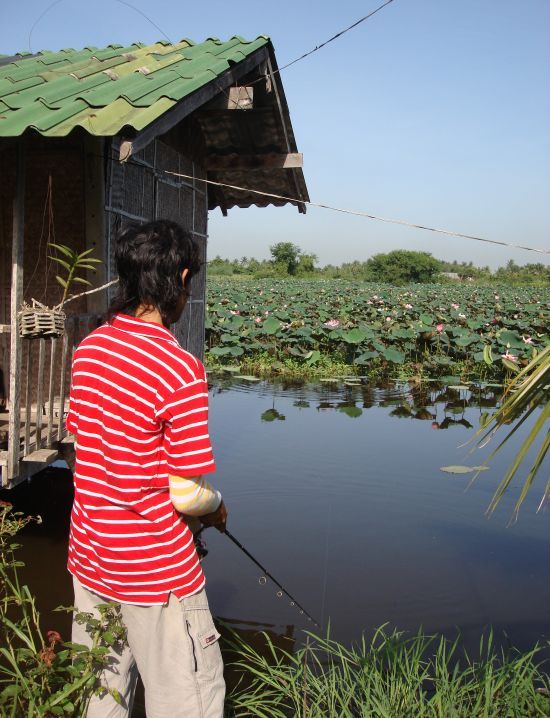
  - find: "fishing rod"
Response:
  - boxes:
[223,528,321,628]
[198,527,320,627]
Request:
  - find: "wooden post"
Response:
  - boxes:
[46,338,56,445]
[35,338,45,448]
[24,340,32,454]
[266,56,306,214]
[84,136,107,314]
[57,327,69,441]
[6,142,24,483]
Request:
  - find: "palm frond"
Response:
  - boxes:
[472,343,550,519]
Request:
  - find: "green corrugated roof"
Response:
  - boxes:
[0,36,269,137]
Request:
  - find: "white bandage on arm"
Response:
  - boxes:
[169,474,222,515]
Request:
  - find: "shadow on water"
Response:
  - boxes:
[1,377,548,714]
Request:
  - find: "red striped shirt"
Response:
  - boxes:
[66,313,216,605]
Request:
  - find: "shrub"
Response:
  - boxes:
[0,503,126,716]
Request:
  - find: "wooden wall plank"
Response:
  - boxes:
[35,338,45,448]
[6,143,24,482]
[57,328,69,441]
[205,152,303,170]
[46,338,56,445]
[24,340,32,454]
[84,136,107,314]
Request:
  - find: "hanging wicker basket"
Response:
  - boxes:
[19,300,66,339]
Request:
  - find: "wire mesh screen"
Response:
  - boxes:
[104,138,208,359]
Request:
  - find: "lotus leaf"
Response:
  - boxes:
[338,404,363,418]
[261,316,281,335]
[440,465,490,474]
[383,348,405,364]
[341,328,368,344]
[205,278,548,379]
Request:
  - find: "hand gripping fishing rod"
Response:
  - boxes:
[222,528,321,628]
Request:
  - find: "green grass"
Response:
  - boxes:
[205,352,364,381]
[224,626,550,717]
[205,350,503,384]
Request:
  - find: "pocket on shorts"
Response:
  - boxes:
[182,590,222,673]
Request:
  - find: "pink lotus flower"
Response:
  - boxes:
[522,335,534,344]
[324,319,340,329]
[404,303,413,309]
[451,303,460,310]
[229,310,240,315]
[436,323,444,333]
[264,310,269,316]
[254,316,262,323]
[458,313,466,318]
[366,300,373,305]
[501,350,517,362]
[386,317,392,322]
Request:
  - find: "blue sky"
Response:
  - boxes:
[2,0,549,268]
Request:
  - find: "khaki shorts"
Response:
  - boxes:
[72,577,225,718]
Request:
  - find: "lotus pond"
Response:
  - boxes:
[9,376,549,655]
[205,279,549,379]
[3,374,549,716]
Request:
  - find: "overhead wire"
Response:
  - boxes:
[164,171,550,256]
[23,0,548,258]
[278,0,396,73]
[32,149,546,261]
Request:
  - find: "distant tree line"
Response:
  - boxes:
[208,244,549,286]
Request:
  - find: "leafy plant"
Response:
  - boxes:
[365,249,442,283]
[205,278,548,381]
[0,502,126,716]
[472,343,549,521]
[269,242,302,275]
[225,625,549,717]
[48,243,102,308]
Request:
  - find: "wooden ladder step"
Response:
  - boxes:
[22,449,59,464]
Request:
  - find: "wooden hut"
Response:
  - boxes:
[0,37,309,487]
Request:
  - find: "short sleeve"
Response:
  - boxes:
[66,372,80,435]
[158,375,216,477]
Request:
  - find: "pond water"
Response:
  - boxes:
[3,377,549,660]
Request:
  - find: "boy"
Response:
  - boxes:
[66,220,226,717]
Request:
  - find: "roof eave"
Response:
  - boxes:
[119,45,270,161]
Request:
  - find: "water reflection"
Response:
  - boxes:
[205,374,548,655]
[210,375,501,431]
[2,377,548,672]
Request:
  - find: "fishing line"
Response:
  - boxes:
[319,500,332,629]
[28,0,64,52]
[27,0,173,53]
[221,528,321,628]
[24,174,54,298]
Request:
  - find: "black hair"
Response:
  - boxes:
[107,220,201,326]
